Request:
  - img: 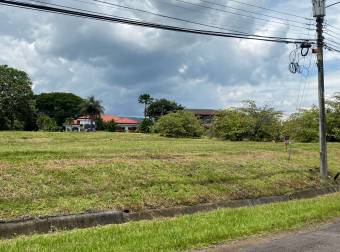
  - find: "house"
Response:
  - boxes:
[102,115,140,132]
[185,109,218,124]
[64,116,95,132]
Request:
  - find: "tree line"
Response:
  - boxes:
[2,64,340,142]
[139,94,340,142]
[0,65,105,131]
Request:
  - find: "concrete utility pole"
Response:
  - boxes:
[312,0,327,178]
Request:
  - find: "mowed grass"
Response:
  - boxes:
[2,193,340,251]
[0,131,339,220]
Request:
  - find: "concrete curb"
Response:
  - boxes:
[1,185,339,239]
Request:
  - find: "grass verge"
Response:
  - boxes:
[1,193,340,252]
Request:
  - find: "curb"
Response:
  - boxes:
[1,185,339,239]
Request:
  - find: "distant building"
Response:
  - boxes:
[185,109,218,124]
[64,116,94,132]
[102,115,139,132]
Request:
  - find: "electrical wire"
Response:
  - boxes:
[325,43,340,53]
[217,0,312,21]
[67,0,315,40]
[63,0,314,39]
[146,0,312,31]
[147,0,316,39]
[0,0,315,45]
[168,0,310,26]
[325,22,340,33]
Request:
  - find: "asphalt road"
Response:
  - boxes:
[197,218,340,252]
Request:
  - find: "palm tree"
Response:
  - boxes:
[138,93,153,118]
[79,96,104,130]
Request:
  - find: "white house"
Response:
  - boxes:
[64,116,95,132]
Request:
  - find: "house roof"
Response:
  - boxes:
[185,109,218,116]
[102,115,139,125]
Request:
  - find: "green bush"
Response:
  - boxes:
[95,117,105,131]
[104,120,117,132]
[154,111,203,138]
[211,102,282,141]
[138,118,154,133]
[211,109,251,141]
[36,115,57,131]
[283,107,319,143]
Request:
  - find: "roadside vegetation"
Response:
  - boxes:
[0,131,339,221]
[1,193,340,251]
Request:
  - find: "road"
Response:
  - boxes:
[197,218,340,252]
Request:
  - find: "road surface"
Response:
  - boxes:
[197,218,340,252]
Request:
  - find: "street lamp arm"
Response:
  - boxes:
[326,1,340,8]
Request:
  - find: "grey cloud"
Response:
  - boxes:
[0,0,337,116]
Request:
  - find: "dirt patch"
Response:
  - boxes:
[0,162,11,170]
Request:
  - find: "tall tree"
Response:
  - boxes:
[0,65,36,130]
[79,96,104,129]
[138,93,153,118]
[35,92,84,126]
[146,98,184,121]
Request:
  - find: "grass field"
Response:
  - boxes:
[0,131,339,220]
[1,193,340,251]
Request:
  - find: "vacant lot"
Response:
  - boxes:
[0,132,339,220]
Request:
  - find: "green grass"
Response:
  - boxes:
[0,131,339,220]
[1,193,340,251]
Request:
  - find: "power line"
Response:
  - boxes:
[99,0,315,39]
[326,1,340,8]
[169,0,310,26]
[27,0,313,41]
[78,0,315,39]
[325,44,340,53]
[67,0,312,38]
[325,22,340,33]
[325,42,340,52]
[158,0,312,31]
[214,0,312,21]
[0,0,315,45]
[34,0,260,35]
[324,37,340,48]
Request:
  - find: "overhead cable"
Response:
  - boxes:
[0,0,315,45]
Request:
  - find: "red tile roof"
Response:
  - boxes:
[102,115,139,125]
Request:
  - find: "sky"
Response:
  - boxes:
[0,0,340,117]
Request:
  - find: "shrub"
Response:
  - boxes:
[211,103,282,142]
[283,107,319,142]
[211,109,251,141]
[36,115,57,131]
[154,111,203,138]
[104,120,117,132]
[138,118,154,133]
[95,117,105,131]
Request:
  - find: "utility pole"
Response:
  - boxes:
[312,0,327,178]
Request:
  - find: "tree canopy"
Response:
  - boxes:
[79,96,104,128]
[138,93,154,118]
[35,92,84,126]
[0,65,36,130]
[212,101,282,141]
[146,98,184,120]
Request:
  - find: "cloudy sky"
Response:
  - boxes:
[0,0,340,116]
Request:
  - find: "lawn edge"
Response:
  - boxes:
[1,185,339,239]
